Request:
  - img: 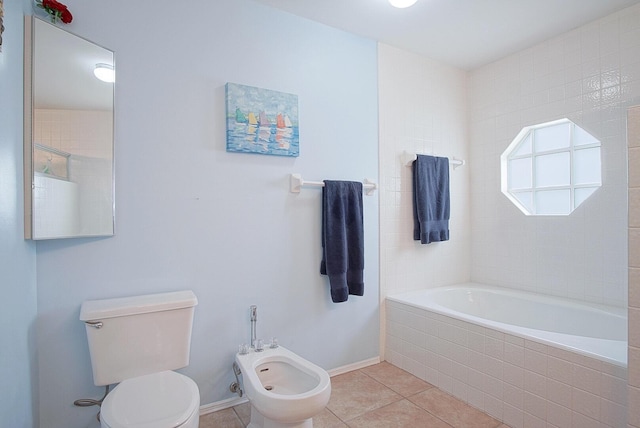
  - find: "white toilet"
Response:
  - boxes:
[80,290,200,428]
[235,345,331,428]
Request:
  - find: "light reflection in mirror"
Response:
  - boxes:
[25,16,114,239]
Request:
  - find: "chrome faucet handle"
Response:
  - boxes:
[269,337,279,349]
[238,344,249,355]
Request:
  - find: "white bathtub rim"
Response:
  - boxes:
[387,283,628,367]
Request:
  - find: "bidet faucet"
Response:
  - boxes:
[250,305,257,348]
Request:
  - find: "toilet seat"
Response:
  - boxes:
[101,370,199,428]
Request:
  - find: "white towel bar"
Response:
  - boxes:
[290,174,377,196]
[401,151,465,169]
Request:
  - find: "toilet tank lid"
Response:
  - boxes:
[79,290,198,321]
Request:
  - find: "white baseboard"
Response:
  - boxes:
[327,356,381,377]
[199,395,248,416]
[199,355,381,416]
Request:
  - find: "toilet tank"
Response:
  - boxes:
[79,290,198,386]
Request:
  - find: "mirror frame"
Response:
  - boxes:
[23,16,115,240]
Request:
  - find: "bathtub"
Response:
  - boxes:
[388,283,627,366]
[385,283,628,428]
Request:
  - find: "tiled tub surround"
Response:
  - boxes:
[628,105,640,428]
[467,3,640,310]
[389,283,627,366]
[385,295,628,428]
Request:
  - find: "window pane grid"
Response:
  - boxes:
[569,122,575,212]
[503,119,601,215]
[574,182,601,188]
[509,143,600,160]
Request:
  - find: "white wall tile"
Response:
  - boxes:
[572,364,602,395]
[467,384,485,411]
[387,302,626,427]
[548,356,573,385]
[504,362,525,389]
[451,377,470,403]
[630,346,640,389]
[525,348,548,376]
[486,336,505,359]
[629,386,640,427]
[484,373,504,399]
[547,401,572,428]
[571,411,602,428]
[600,361,627,379]
[600,372,628,406]
[504,381,525,409]
[505,342,526,367]
[378,43,470,311]
[485,393,504,421]
[524,391,547,420]
[572,387,601,420]
[629,93,640,428]
[468,4,639,308]
[630,269,640,309]
[630,228,640,269]
[525,370,547,398]
[504,403,525,428]
[599,398,627,428]
[630,307,640,348]
[547,378,572,409]
[403,355,427,381]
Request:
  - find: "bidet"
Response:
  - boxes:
[235,346,331,428]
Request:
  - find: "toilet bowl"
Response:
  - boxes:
[100,371,200,428]
[235,346,331,428]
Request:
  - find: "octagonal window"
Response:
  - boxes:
[501,118,601,216]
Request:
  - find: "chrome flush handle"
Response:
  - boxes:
[85,321,103,329]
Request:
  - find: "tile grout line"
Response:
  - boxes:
[354,367,462,428]
[210,363,511,428]
[335,368,406,424]
[344,398,457,428]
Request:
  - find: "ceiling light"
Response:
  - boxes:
[94,63,115,83]
[389,0,417,8]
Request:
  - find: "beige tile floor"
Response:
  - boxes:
[199,362,510,428]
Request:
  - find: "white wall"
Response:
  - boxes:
[378,44,470,357]
[378,44,470,296]
[33,1,379,427]
[468,3,640,307]
[0,0,38,426]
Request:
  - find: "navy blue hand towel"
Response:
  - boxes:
[413,155,450,244]
[320,180,364,303]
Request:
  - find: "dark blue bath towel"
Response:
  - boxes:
[320,181,364,303]
[413,155,450,244]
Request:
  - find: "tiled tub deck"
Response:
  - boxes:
[385,299,628,428]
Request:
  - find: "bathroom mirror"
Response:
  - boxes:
[24,16,115,239]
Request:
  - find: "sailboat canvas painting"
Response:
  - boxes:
[225,83,299,157]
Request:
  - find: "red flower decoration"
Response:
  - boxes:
[37,0,73,24]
